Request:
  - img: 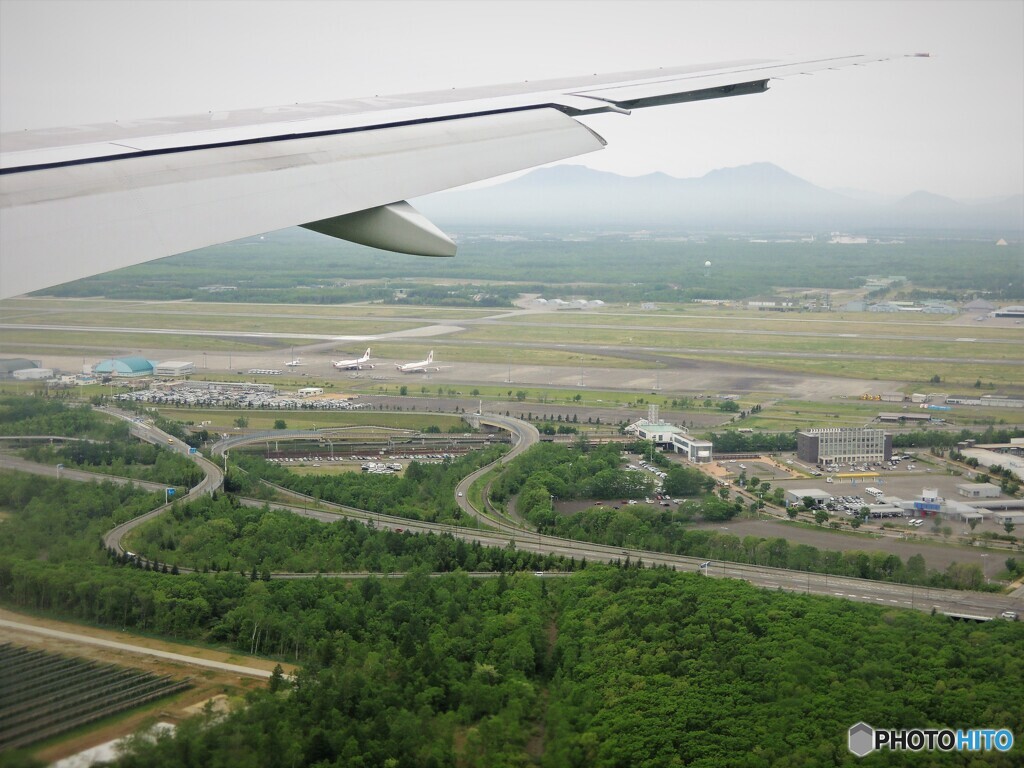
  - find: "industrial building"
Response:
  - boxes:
[877,412,931,423]
[993,305,1024,318]
[892,488,988,523]
[12,368,54,380]
[796,427,893,467]
[946,395,1024,408]
[0,359,40,379]
[154,360,196,377]
[956,483,1001,499]
[994,511,1024,525]
[784,488,832,506]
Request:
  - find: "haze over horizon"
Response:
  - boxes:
[417,161,1024,235]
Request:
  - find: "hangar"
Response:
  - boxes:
[93,357,157,378]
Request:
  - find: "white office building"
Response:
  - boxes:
[671,433,714,463]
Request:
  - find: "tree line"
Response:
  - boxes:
[20,439,203,488]
[43,235,1024,302]
[228,447,507,526]
[125,494,576,576]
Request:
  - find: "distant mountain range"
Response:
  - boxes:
[414,163,1023,235]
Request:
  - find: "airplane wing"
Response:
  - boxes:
[0,54,926,298]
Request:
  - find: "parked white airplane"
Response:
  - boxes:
[333,348,373,370]
[396,351,438,374]
[284,358,304,367]
[0,54,927,298]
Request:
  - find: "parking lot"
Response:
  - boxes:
[117,383,368,411]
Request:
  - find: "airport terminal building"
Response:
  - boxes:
[628,405,714,463]
[797,427,892,467]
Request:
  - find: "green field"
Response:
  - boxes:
[3,235,1023,403]
[0,328,279,352]
[513,306,1023,339]
[0,310,423,337]
[458,321,1023,361]
[677,352,1023,392]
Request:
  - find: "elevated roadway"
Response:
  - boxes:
[456,413,540,526]
[0,455,169,494]
[92,407,223,554]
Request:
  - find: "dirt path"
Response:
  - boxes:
[0,607,297,763]
[0,608,295,678]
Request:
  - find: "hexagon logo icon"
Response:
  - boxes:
[849,722,875,757]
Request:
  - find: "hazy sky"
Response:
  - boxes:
[1,0,1021,200]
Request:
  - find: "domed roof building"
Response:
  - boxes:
[93,356,156,377]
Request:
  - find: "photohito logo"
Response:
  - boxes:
[848,722,1014,756]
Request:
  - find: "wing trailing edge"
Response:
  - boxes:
[0,108,600,297]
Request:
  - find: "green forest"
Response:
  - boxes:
[35,228,1024,302]
[229,448,506,526]
[125,495,572,576]
[20,438,204,488]
[0,395,120,439]
[2,396,1023,766]
[74,569,1024,768]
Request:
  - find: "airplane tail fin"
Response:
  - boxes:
[427,351,433,363]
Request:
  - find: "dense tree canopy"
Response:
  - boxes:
[230,449,506,525]
[2,396,1021,766]
[128,494,573,576]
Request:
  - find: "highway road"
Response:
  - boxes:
[0,455,170,493]
[4,413,1019,620]
[95,407,223,553]
[227,494,1022,619]
[455,413,540,527]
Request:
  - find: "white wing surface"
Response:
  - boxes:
[0,54,926,298]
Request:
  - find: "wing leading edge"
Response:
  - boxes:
[0,54,927,298]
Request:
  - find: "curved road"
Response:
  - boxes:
[455,413,540,526]
[0,455,170,493]
[4,413,1018,619]
[93,407,223,554]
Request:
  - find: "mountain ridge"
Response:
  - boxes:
[414,163,1023,235]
